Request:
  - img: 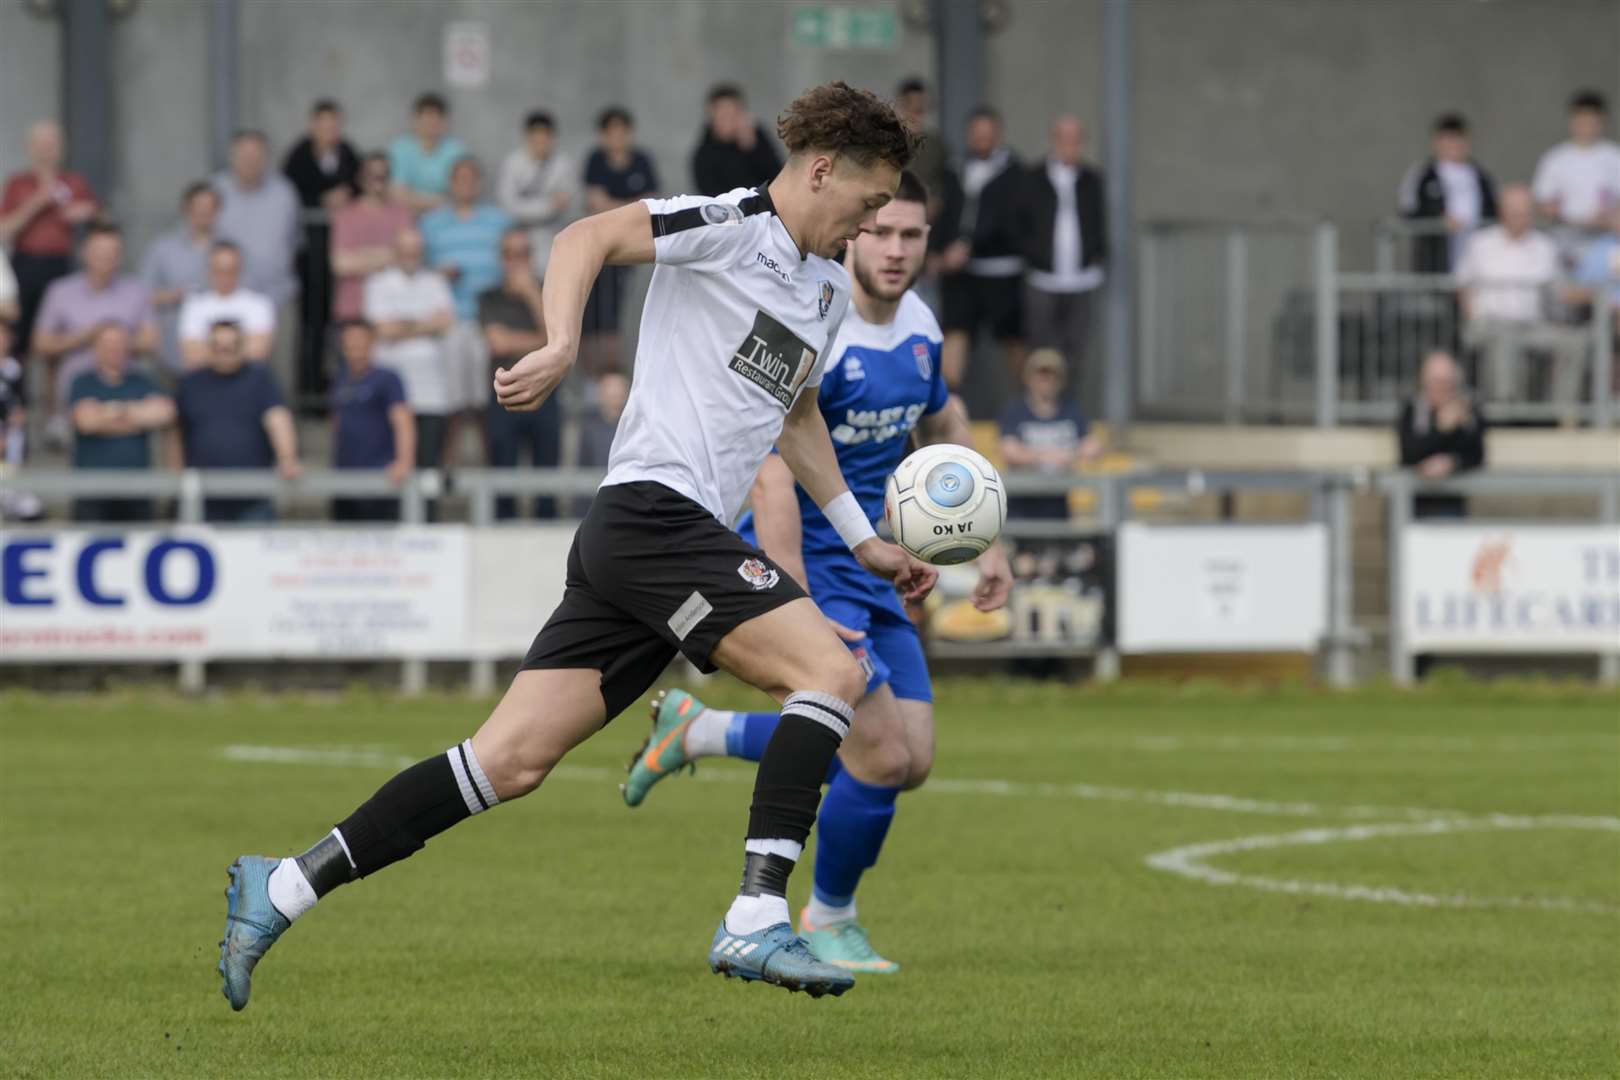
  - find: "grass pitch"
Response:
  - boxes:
[1,678,1616,1079]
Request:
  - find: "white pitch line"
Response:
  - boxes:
[219,744,1462,821]
[949,732,1620,754]
[1144,815,1620,915]
[221,744,1620,915]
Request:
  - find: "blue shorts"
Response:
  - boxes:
[806,555,933,704]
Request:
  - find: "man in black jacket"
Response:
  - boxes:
[283,100,360,407]
[1397,113,1497,273]
[690,84,782,196]
[1397,349,1486,519]
[940,106,1024,389]
[1019,116,1105,409]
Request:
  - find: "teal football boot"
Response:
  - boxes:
[708,921,855,998]
[218,856,290,1011]
[622,689,705,807]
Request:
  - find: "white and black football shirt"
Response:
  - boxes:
[601,187,852,525]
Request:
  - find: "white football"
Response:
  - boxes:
[883,444,1006,565]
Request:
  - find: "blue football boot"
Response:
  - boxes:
[218,856,290,1011]
[708,921,855,998]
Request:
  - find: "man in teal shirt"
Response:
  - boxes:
[420,156,511,452]
[388,94,468,214]
[68,322,175,521]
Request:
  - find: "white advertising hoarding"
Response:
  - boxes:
[468,526,573,656]
[1,528,468,660]
[1118,523,1328,653]
[1402,525,1620,653]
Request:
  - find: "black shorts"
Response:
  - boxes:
[520,481,807,721]
[940,271,1024,340]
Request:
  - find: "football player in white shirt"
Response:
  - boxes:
[219,83,932,1007]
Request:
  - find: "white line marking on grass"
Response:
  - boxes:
[951,733,1620,754]
[219,745,1458,820]
[1145,815,1620,915]
[222,744,1620,914]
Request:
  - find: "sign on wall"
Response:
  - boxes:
[1402,525,1620,653]
[443,22,491,89]
[1,528,468,660]
[1117,523,1328,653]
[788,5,900,50]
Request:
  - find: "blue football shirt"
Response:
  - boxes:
[738,289,947,566]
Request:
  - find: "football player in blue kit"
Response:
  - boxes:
[624,170,1012,973]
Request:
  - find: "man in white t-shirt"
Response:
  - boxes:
[177,241,275,369]
[1533,91,1620,242]
[1457,185,1585,411]
[219,82,935,1010]
[362,226,455,469]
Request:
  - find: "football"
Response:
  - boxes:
[883,444,1007,565]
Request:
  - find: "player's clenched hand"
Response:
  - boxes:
[971,542,1013,612]
[852,538,937,603]
[825,618,866,643]
[494,342,574,412]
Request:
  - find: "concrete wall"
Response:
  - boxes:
[0,2,60,168]
[988,0,1620,254]
[2,0,1618,260]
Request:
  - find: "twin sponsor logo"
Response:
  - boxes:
[737,557,779,591]
[728,310,817,409]
[755,251,791,284]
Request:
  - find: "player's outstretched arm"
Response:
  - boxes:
[749,454,809,590]
[776,390,937,602]
[493,204,656,412]
[916,401,1013,612]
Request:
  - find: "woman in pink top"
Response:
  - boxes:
[329,153,410,320]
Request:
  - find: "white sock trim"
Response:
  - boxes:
[267,858,318,922]
[682,709,731,758]
[459,739,499,808]
[446,740,498,815]
[744,837,804,862]
[805,893,857,928]
[329,827,357,871]
[782,690,853,740]
[724,893,792,936]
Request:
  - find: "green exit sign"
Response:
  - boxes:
[789,4,900,50]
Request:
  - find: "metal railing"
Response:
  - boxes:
[5,466,1615,690]
[1137,219,1619,428]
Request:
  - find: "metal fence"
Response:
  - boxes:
[1137,219,1618,428]
[10,465,1610,690]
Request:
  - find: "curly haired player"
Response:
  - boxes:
[217,82,934,1005]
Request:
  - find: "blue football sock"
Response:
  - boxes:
[726,712,778,761]
[811,770,901,908]
[729,710,844,783]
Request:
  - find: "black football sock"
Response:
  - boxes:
[740,691,853,897]
[327,738,501,885]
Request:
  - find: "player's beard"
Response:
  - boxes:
[850,250,919,303]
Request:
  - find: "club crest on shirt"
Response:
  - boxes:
[701,202,743,226]
[913,341,932,381]
[817,280,834,320]
[736,557,780,591]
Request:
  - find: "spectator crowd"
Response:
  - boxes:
[1398,91,1620,423]
[2,77,1617,525]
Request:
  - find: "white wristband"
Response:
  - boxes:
[823,491,877,551]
